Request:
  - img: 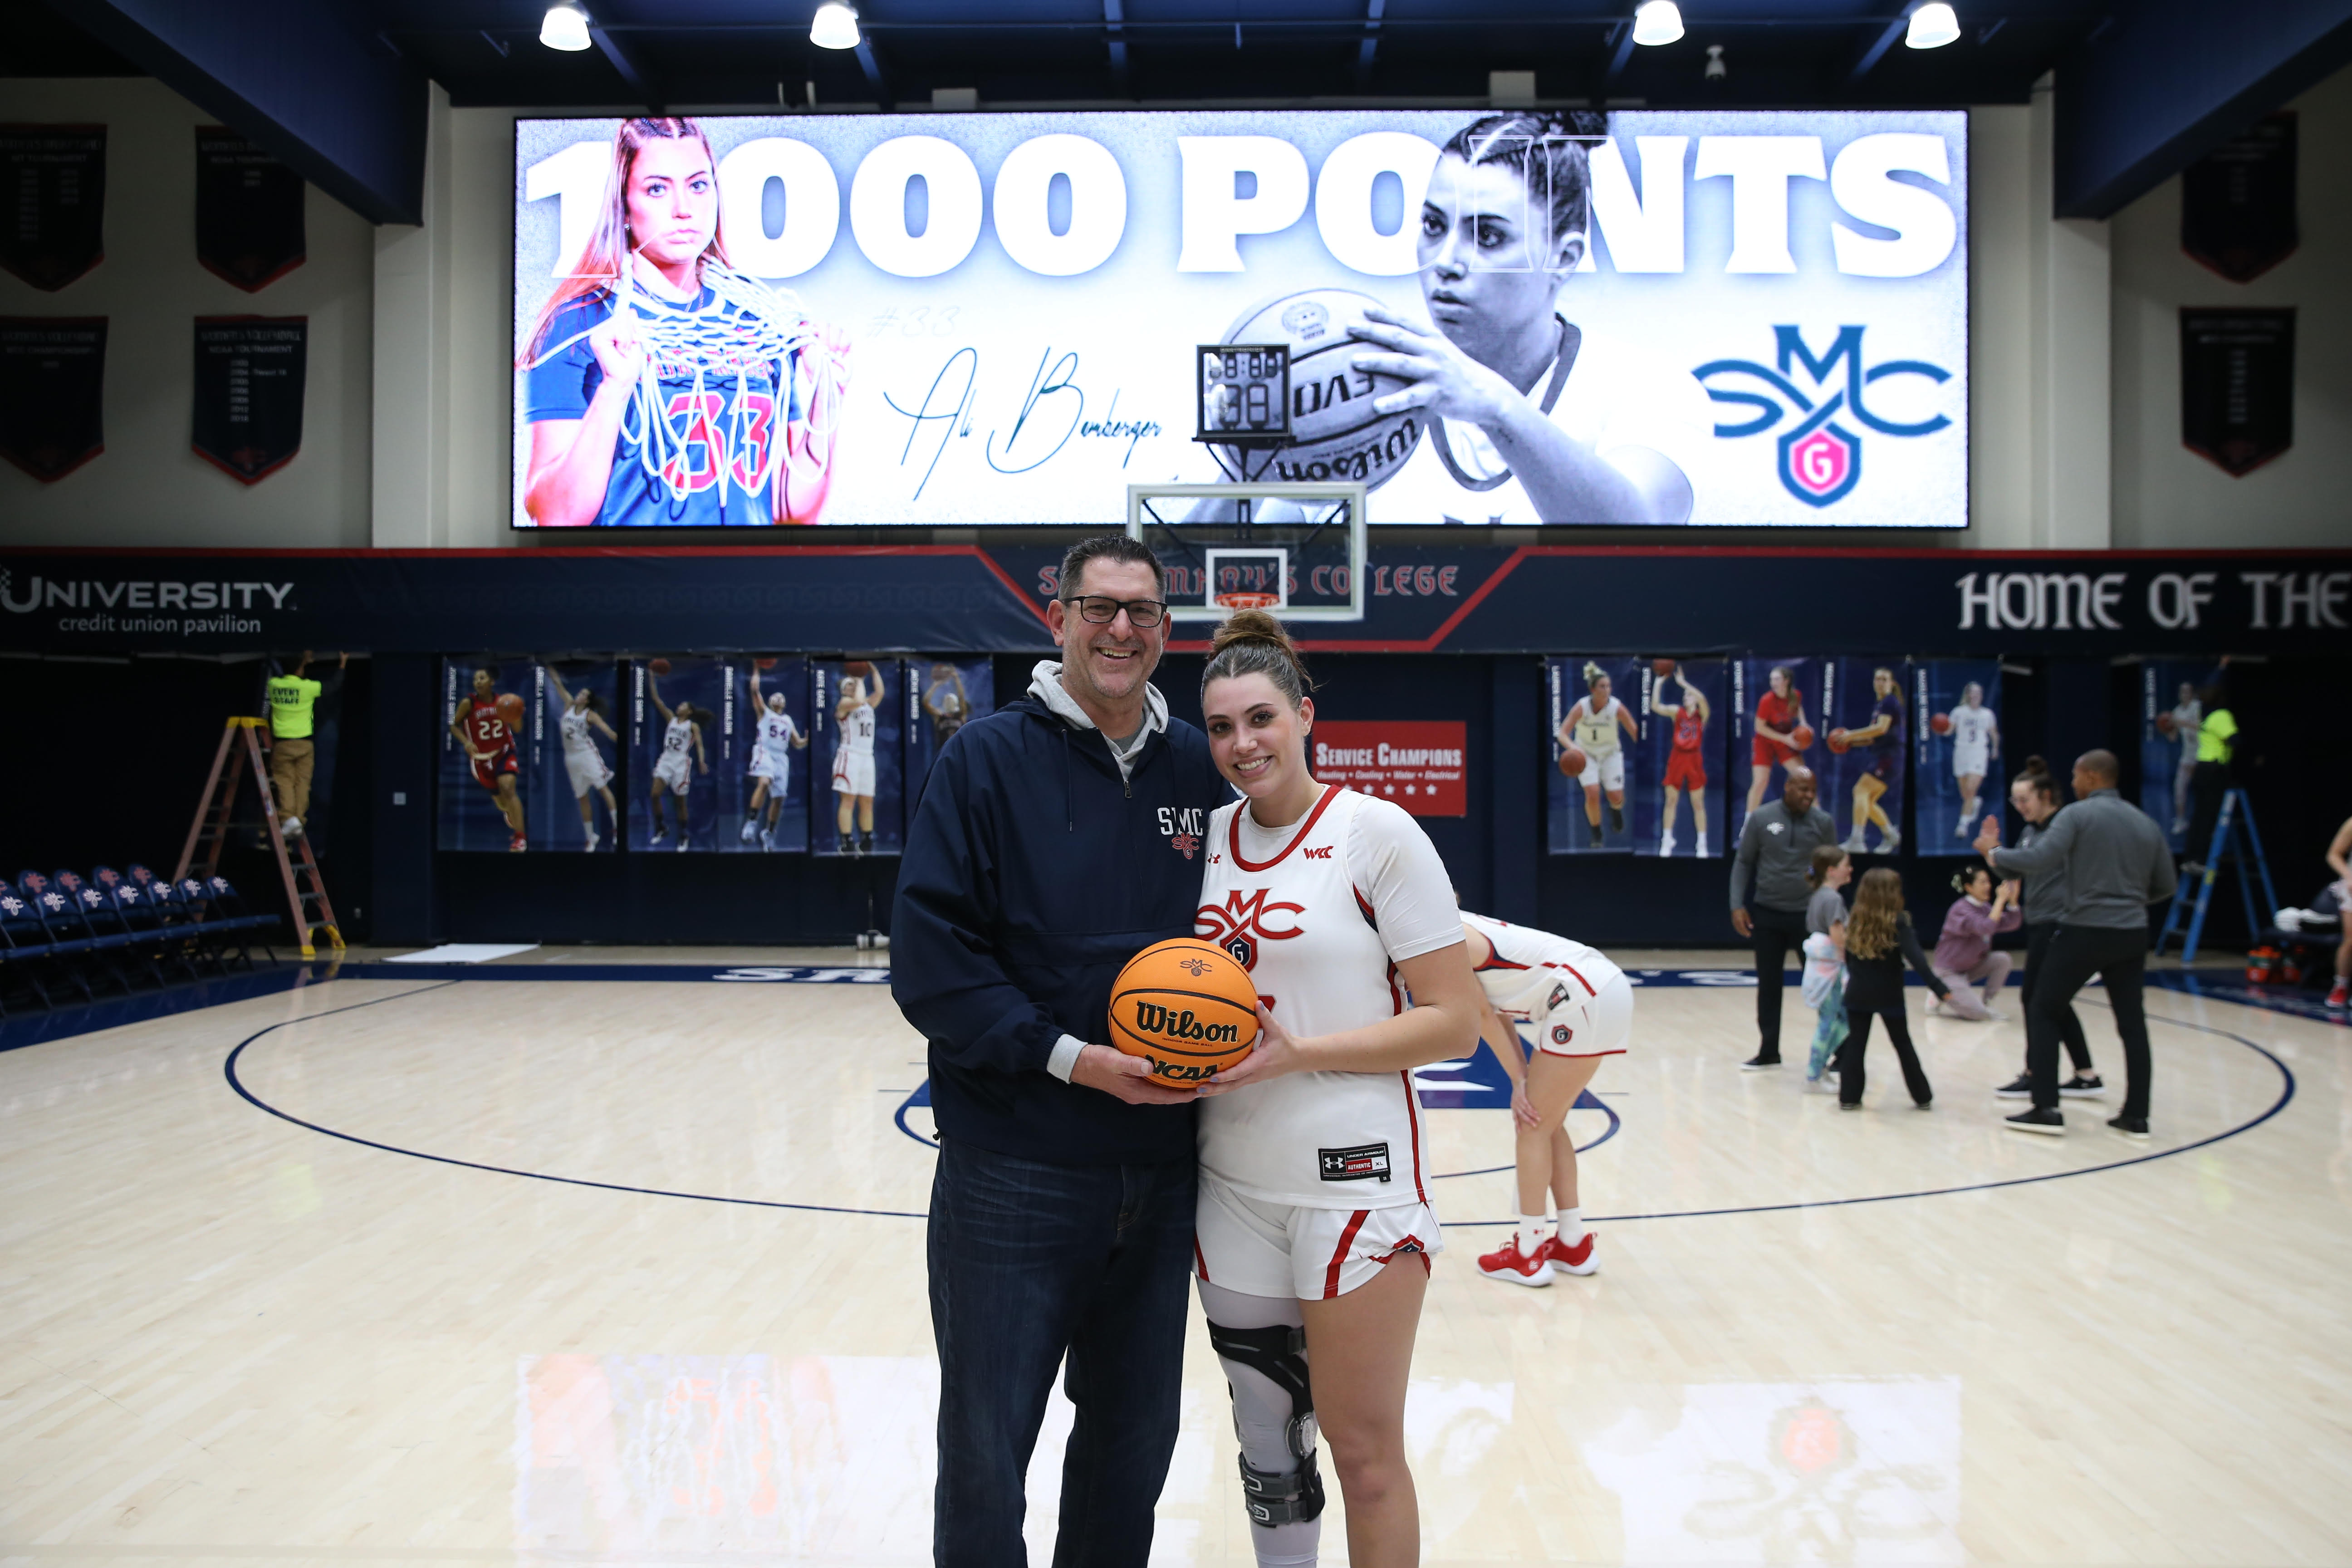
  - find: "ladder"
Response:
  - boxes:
[173,717,345,960]
[2156,787,2279,965]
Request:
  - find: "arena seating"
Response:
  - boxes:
[0,866,281,1015]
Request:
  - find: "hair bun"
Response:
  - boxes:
[1202,608,1316,701]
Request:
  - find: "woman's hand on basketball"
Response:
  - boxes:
[1346,304,1514,427]
[589,307,647,385]
[1071,1043,1201,1107]
[1198,1004,1303,1095]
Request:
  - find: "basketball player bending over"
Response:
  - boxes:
[832,665,885,855]
[645,669,708,848]
[452,666,528,852]
[1651,665,1710,858]
[742,664,807,851]
[1192,611,1484,1568]
[1557,665,1638,848]
[1460,911,1634,1285]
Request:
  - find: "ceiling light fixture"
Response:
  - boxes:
[1906,2,1961,49]
[810,2,861,50]
[539,2,591,51]
[1632,1,1685,47]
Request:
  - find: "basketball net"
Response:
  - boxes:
[530,259,850,506]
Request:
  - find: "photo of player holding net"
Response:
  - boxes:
[519,117,850,528]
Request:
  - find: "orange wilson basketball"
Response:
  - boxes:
[495,692,525,733]
[648,657,672,676]
[1558,744,1588,779]
[1109,939,1261,1082]
[1791,724,1817,750]
[1651,658,1677,677]
[755,657,778,671]
[2155,711,2177,737]
[1826,726,1851,754]
[1929,712,1953,736]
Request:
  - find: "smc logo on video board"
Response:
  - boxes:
[512,110,1965,529]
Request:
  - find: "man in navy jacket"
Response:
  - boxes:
[893,536,1231,1568]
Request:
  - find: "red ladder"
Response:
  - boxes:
[172,717,345,960]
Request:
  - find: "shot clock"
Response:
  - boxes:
[1196,343,1292,447]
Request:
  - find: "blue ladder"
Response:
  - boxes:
[2156,788,2279,964]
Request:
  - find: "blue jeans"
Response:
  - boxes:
[929,1136,1197,1568]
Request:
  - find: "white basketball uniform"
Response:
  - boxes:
[1194,785,1463,1300]
[1949,705,1997,778]
[752,709,802,788]
[654,715,695,792]
[1569,696,1629,792]
[559,708,612,798]
[1460,910,1633,1059]
[2171,700,2202,768]
[1373,324,1713,525]
[832,697,877,796]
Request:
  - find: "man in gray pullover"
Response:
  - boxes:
[1730,766,1839,1069]
[1976,750,2177,1139]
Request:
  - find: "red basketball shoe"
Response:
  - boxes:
[1477,1238,1554,1287]
[1545,1231,1599,1275]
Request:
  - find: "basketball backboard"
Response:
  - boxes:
[1126,482,1368,622]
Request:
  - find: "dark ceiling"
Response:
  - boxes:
[17,0,2112,111]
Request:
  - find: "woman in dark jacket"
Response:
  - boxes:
[1838,868,1953,1110]
[1994,757,2102,1100]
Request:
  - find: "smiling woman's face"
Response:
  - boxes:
[1417,153,1577,368]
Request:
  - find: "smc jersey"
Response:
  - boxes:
[1672,705,1704,752]
[464,696,514,758]
[1195,786,1463,1209]
[1461,909,1626,1021]
[1758,688,1802,737]
[525,284,802,529]
[559,708,599,756]
[1949,704,1997,758]
[839,698,877,756]
[756,710,802,756]
[1571,696,1627,760]
[662,716,695,757]
[1871,691,1905,753]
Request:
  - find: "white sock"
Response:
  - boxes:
[1556,1206,1588,1245]
[1516,1213,1551,1255]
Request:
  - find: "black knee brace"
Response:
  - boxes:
[1207,1318,1326,1526]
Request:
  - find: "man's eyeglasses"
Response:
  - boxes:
[1062,594,1168,629]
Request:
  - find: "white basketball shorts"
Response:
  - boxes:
[751,749,792,789]
[1953,743,1988,779]
[654,750,692,793]
[1536,970,1635,1059]
[1194,1171,1441,1301]
[564,748,612,799]
[832,750,876,797]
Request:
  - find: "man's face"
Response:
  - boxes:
[1782,769,1817,815]
[2073,761,2106,799]
[1049,559,1167,712]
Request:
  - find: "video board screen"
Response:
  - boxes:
[512,109,1965,528]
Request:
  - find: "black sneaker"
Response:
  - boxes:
[2059,1074,2105,1098]
[1838,1100,1863,1112]
[1994,1072,2033,1099]
[1913,1098,1934,1110]
[2004,1107,2065,1135]
[1741,1054,1782,1071]
[2107,1114,2150,1141]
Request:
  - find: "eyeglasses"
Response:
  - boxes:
[1063,594,1167,629]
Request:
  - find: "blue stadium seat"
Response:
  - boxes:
[59,869,166,988]
[133,866,230,976]
[15,871,115,998]
[0,878,67,1009]
[97,866,202,983]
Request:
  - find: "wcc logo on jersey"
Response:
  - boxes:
[1695,327,1951,508]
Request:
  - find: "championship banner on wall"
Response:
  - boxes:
[195,127,306,291]
[512,108,1966,529]
[1310,720,1466,817]
[438,657,532,852]
[736,657,812,853]
[812,659,903,857]
[0,125,105,291]
[2181,114,2296,284]
[2139,660,2216,850]
[0,318,106,481]
[2180,308,2294,477]
[1912,660,2002,854]
[630,657,730,852]
[906,657,993,801]
[1825,657,1912,855]
[192,317,306,483]
[1547,658,1640,853]
[1635,658,1726,858]
[1731,656,1832,846]
[533,660,623,853]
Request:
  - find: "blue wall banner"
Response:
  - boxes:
[438,657,533,852]
[1912,660,2003,854]
[906,657,994,805]
[630,657,731,852]
[1635,658,1728,858]
[735,657,812,854]
[1826,657,1913,855]
[534,659,623,853]
[2140,659,2217,849]
[1547,656,1642,854]
[1732,656,1834,846]
[813,659,904,858]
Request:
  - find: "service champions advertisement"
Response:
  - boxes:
[512,109,1967,529]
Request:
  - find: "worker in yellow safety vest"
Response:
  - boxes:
[266,650,345,840]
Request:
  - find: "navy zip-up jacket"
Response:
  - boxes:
[891,692,1232,1166]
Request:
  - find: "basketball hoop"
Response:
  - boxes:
[1213,591,1281,611]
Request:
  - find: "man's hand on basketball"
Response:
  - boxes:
[1347,305,1514,426]
[589,308,647,385]
[1071,1043,1200,1106]
[1197,1004,1302,1095]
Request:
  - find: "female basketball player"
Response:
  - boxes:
[742,664,807,850]
[1651,664,1710,858]
[1748,665,1808,814]
[1945,682,2000,838]
[1191,610,1483,1568]
[831,665,885,855]
[1460,910,1634,1288]
[451,665,528,852]
[519,117,849,528]
[645,667,708,848]
[2167,681,2203,835]
[924,662,971,748]
[1344,111,1710,526]
[545,665,619,853]
[1556,665,1639,848]
[1839,666,1906,854]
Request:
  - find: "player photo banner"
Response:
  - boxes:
[195,128,306,291]
[1633,658,1727,858]
[1547,658,1641,853]
[439,657,533,852]
[1912,660,2002,855]
[2180,308,2294,477]
[1824,657,1913,856]
[2181,114,2296,284]
[1311,720,1466,817]
[735,657,812,853]
[812,658,904,858]
[512,109,1967,529]
[0,318,106,482]
[192,317,306,484]
[629,657,729,851]
[532,659,623,853]
[1731,656,1833,848]
[906,657,994,802]
[0,125,105,291]
[2139,660,2215,852]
